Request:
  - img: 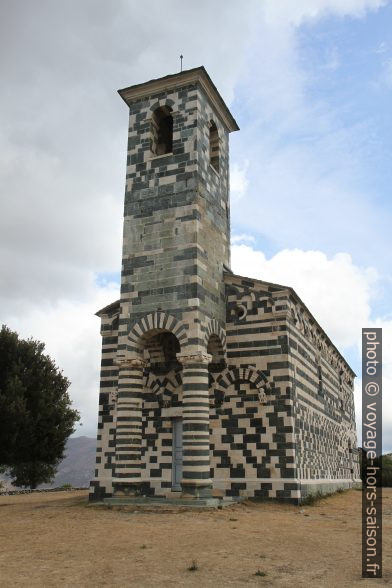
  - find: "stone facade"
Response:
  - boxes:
[89,67,360,504]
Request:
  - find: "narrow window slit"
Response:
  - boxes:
[151,106,173,156]
[209,120,219,172]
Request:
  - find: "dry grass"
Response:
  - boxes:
[0,488,391,587]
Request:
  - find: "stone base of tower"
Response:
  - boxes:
[298,478,362,502]
[89,476,361,506]
[89,480,113,502]
[102,496,234,508]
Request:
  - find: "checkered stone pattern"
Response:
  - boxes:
[287,295,360,490]
[90,279,359,503]
[89,68,359,505]
[210,378,294,500]
[295,406,358,480]
[223,273,359,501]
[223,275,299,501]
[144,367,182,407]
[138,372,183,496]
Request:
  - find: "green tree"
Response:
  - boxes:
[0,325,80,488]
[358,447,392,488]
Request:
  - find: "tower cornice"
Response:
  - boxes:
[118,66,239,133]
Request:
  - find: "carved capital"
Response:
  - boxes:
[128,357,147,368]
[177,352,212,365]
[116,356,147,369]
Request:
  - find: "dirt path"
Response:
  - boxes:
[0,489,391,587]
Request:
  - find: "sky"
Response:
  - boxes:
[1,0,391,451]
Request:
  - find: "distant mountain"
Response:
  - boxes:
[0,436,96,490]
[48,436,97,488]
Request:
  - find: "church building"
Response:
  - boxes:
[89,67,360,504]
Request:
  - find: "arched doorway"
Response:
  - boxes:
[139,328,184,494]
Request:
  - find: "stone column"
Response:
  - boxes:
[178,352,212,498]
[114,357,146,495]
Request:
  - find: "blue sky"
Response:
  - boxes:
[228,3,392,450]
[231,7,392,269]
[228,2,392,450]
[1,0,390,450]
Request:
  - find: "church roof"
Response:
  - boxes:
[225,272,356,376]
[118,66,239,133]
[95,299,120,317]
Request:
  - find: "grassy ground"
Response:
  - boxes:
[0,488,391,587]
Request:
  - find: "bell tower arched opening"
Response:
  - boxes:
[151,105,173,156]
[209,120,219,172]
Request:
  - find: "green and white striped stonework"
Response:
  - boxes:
[115,67,237,366]
[179,354,212,496]
[89,68,360,505]
[113,358,146,493]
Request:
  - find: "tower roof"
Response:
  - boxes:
[118,66,239,133]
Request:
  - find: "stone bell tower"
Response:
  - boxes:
[108,67,239,499]
[117,67,238,342]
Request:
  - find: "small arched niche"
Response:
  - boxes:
[209,120,220,172]
[143,330,180,375]
[151,106,173,156]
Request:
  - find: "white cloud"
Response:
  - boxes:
[230,16,391,271]
[231,234,255,245]
[262,0,386,26]
[375,41,388,54]
[230,160,249,201]
[1,0,387,316]
[0,1,260,316]
[232,244,378,347]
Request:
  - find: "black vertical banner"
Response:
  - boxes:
[362,328,382,578]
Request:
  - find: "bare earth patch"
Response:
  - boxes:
[0,489,391,587]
